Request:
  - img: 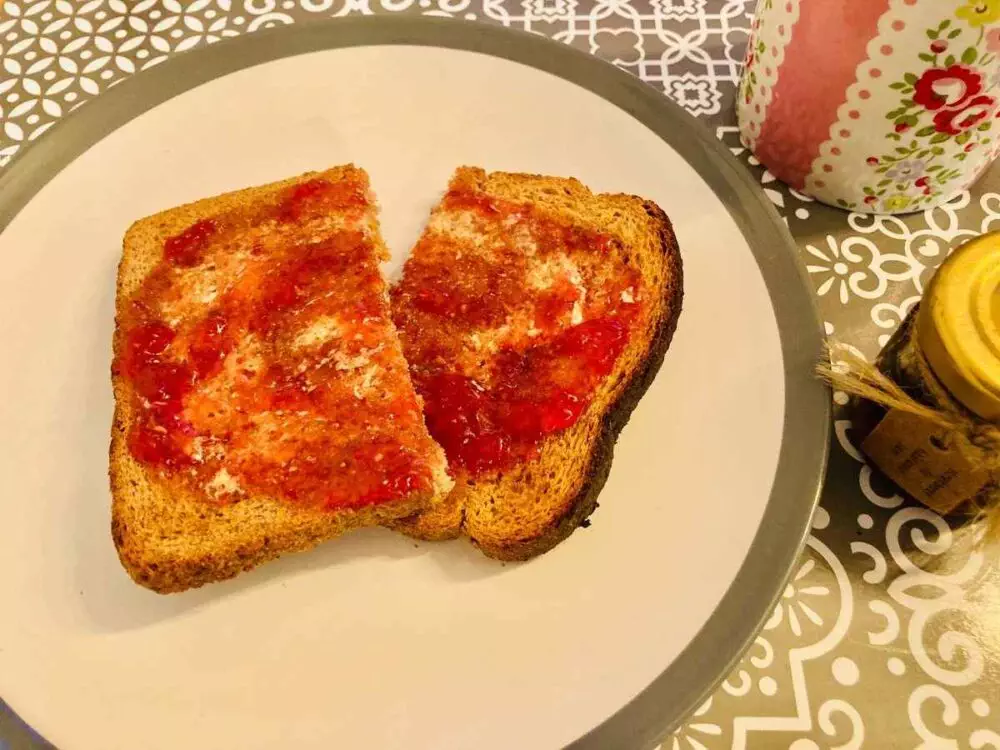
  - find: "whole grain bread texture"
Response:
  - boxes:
[111,166,451,593]
[390,168,683,560]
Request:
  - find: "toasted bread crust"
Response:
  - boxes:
[111,166,451,594]
[391,170,682,560]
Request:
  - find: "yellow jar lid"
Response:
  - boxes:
[918,232,1000,421]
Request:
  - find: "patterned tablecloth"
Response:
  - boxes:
[2,1,999,748]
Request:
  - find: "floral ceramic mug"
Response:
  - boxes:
[737,0,1000,214]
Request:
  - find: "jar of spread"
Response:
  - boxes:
[834,232,1000,519]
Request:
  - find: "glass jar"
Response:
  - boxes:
[854,232,1000,515]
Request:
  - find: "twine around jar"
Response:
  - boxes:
[817,340,1000,536]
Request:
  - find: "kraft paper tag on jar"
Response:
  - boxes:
[861,408,997,515]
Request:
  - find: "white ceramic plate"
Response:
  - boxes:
[0,18,827,750]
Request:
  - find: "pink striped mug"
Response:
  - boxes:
[737,0,1000,214]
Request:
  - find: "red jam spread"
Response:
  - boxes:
[114,168,437,509]
[392,177,645,476]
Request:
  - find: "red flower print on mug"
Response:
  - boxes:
[913,65,983,111]
[933,95,997,135]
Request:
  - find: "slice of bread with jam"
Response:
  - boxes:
[111,165,452,593]
[389,168,683,560]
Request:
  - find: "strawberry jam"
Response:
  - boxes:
[277,177,368,222]
[163,219,216,267]
[121,321,176,377]
[392,173,645,476]
[130,417,192,469]
[416,318,629,474]
[115,167,438,509]
[188,311,234,380]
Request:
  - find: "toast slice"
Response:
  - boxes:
[389,168,682,560]
[111,165,452,593]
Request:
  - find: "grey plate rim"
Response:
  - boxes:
[0,16,830,750]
